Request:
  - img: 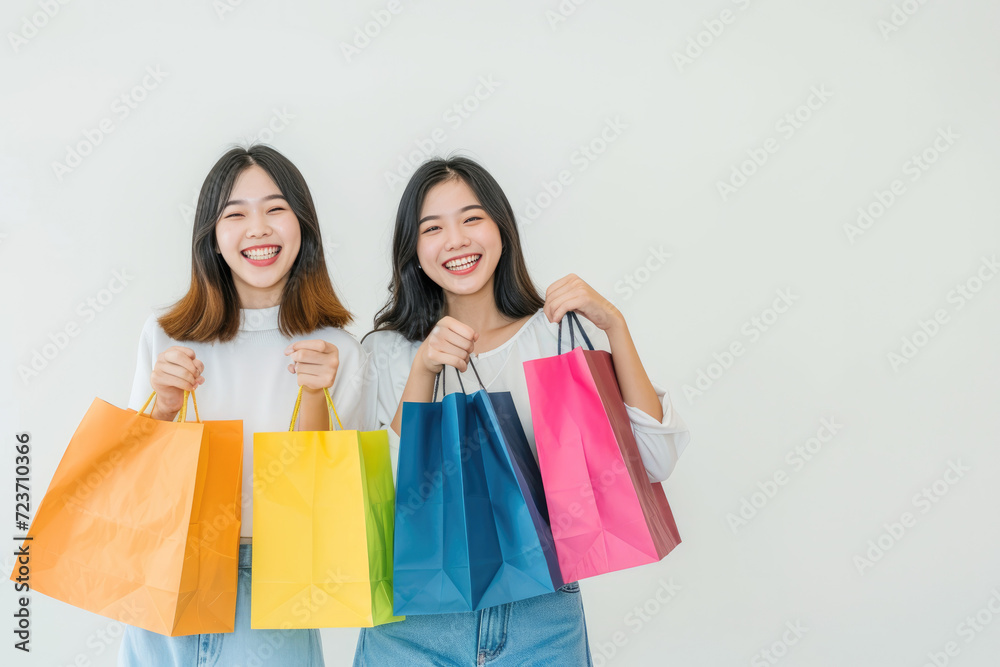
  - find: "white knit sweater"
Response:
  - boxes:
[127,305,371,539]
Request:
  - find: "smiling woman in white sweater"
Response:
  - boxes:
[355,156,690,667]
[119,145,365,667]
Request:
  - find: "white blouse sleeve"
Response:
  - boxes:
[127,314,158,412]
[326,331,371,433]
[361,331,416,478]
[574,315,691,483]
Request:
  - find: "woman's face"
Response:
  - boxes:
[215,165,301,308]
[415,177,502,301]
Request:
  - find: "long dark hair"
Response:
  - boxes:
[370,156,543,342]
[159,144,351,342]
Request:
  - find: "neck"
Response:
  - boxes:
[444,279,511,334]
[237,281,285,309]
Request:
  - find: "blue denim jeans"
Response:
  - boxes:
[118,544,324,666]
[353,582,593,666]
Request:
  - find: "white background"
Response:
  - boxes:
[3,1,1000,665]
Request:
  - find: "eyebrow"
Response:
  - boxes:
[223,194,287,207]
[418,204,485,225]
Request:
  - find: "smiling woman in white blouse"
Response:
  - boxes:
[119,145,365,667]
[357,156,691,666]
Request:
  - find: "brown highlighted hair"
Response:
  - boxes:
[159,145,351,342]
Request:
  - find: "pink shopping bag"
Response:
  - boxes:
[523,312,681,582]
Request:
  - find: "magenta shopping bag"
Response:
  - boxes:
[523,312,681,582]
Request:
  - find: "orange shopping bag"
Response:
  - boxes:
[10,391,243,636]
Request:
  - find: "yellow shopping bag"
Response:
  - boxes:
[11,391,243,636]
[251,387,403,628]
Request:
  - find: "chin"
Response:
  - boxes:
[446,280,490,296]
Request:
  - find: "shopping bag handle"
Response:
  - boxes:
[557,311,594,355]
[287,386,343,431]
[138,390,201,422]
[432,357,486,401]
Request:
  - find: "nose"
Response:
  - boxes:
[245,207,272,239]
[443,223,470,251]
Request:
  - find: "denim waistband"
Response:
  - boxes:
[238,543,252,569]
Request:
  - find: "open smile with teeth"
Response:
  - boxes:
[444,254,481,271]
[241,246,281,260]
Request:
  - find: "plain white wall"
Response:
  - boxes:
[3,0,1000,665]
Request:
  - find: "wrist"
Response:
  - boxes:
[603,306,627,335]
[411,354,438,379]
[151,404,177,421]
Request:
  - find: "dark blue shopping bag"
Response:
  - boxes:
[393,362,563,615]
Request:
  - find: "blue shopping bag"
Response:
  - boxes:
[393,362,563,615]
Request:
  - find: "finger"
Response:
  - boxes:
[436,327,476,353]
[544,291,576,323]
[433,338,473,361]
[545,274,576,299]
[431,352,469,373]
[548,293,585,326]
[293,366,336,382]
[161,363,201,389]
[163,346,199,368]
[546,278,588,306]
[288,349,339,367]
[285,339,331,355]
[152,367,198,392]
[161,349,200,377]
[293,367,337,390]
[439,317,477,342]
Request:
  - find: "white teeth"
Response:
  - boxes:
[243,247,279,260]
[446,255,480,270]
